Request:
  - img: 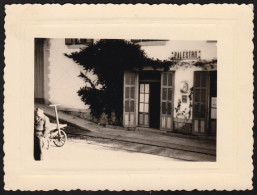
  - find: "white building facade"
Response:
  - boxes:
[35,39,217,136]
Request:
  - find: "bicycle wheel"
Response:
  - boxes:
[53,130,67,147]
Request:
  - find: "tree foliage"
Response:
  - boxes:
[65,39,170,124]
[65,39,216,124]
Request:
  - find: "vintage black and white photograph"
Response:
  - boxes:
[34,38,217,162]
[4,4,253,191]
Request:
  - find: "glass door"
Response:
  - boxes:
[160,72,174,130]
[138,83,150,127]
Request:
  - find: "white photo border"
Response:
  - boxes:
[4,4,253,190]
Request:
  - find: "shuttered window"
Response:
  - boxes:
[123,72,137,127]
[65,38,73,45]
[193,71,210,134]
[160,72,174,130]
[65,39,93,46]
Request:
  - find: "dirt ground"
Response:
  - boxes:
[46,129,181,162]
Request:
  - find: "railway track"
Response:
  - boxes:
[66,132,216,162]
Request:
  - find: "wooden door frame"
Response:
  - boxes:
[160,71,175,131]
[34,39,45,104]
[208,70,217,136]
[138,82,150,128]
[192,71,210,135]
[123,71,138,127]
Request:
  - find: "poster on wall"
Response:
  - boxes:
[180,81,189,93]
[211,97,217,119]
[182,95,187,103]
[211,97,217,108]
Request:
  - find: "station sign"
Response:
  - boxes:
[171,50,201,60]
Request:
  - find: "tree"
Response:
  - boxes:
[65,39,170,124]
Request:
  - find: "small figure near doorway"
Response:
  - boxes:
[34,107,50,160]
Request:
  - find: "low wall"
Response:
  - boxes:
[62,110,92,121]
[61,110,121,126]
[173,118,192,135]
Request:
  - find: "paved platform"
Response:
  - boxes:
[35,103,216,161]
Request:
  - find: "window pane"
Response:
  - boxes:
[162,88,167,100]
[167,117,171,129]
[77,39,91,44]
[75,39,82,44]
[201,72,207,87]
[125,74,130,85]
[200,104,205,118]
[125,101,129,112]
[194,72,201,87]
[194,120,199,132]
[124,114,129,126]
[162,102,166,114]
[195,89,200,102]
[139,114,144,125]
[130,113,134,125]
[125,87,130,98]
[140,84,144,93]
[163,73,167,86]
[200,120,205,133]
[65,38,73,45]
[168,73,173,86]
[144,103,149,113]
[145,84,149,93]
[167,102,171,115]
[130,87,135,99]
[86,39,93,44]
[144,114,149,126]
[144,94,149,103]
[201,89,206,102]
[194,104,200,117]
[130,101,134,112]
[140,94,144,103]
[131,74,135,85]
[161,117,166,128]
[168,88,172,100]
[139,103,144,112]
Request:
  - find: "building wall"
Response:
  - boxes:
[141,40,217,121]
[43,39,216,113]
[43,38,92,111]
[139,41,217,133]
[172,66,202,120]
[141,40,217,61]
[40,39,216,128]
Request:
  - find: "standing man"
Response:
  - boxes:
[34,107,50,160]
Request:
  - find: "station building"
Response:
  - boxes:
[35,39,217,137]
[122,40,217,136]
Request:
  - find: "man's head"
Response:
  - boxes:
[35,108,44,118]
